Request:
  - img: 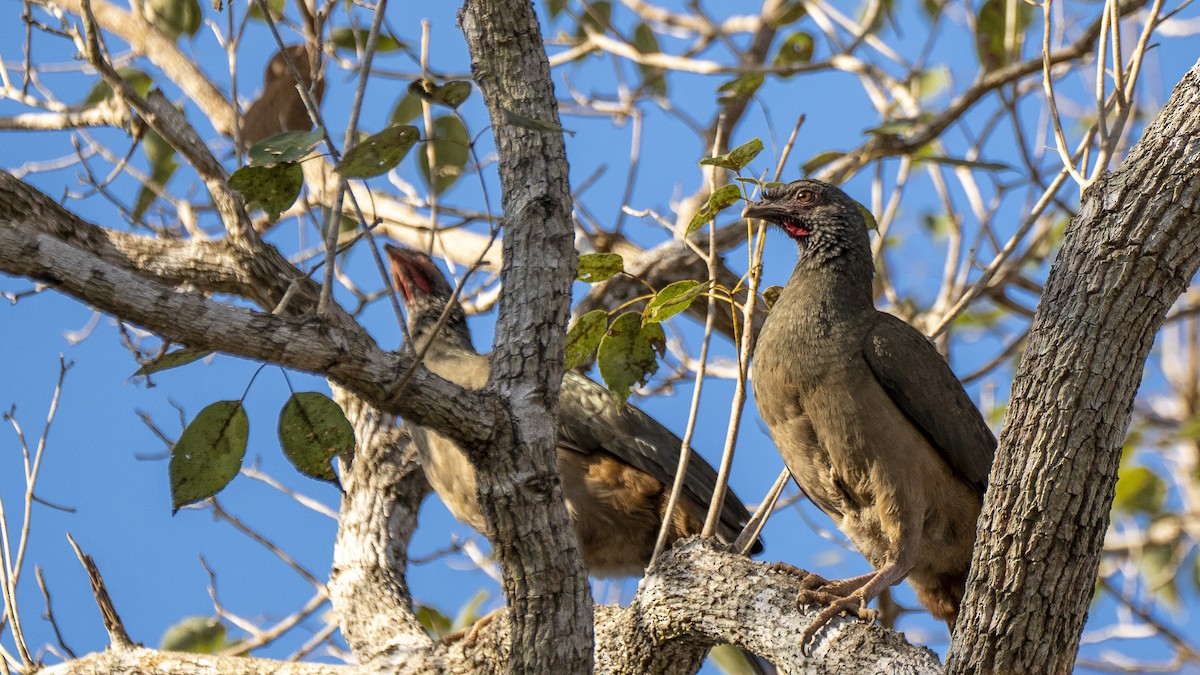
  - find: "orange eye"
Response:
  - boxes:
[796,190,815,205]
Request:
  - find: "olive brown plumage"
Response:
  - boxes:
[386,244,761,577]
[744,180,995,641]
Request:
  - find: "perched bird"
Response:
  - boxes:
[240,45,324,150]
[386,244,762,577]
[744,180,995,640]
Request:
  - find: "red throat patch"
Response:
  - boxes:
[783,219,811,238]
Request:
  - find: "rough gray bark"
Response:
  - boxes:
[457,1,592,673]
[946,59,1200,673]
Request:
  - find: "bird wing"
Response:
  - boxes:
[862,313,996,494]
[557,371,757,546]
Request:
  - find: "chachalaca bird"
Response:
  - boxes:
[386,244,762,577]
[744,179,995,642]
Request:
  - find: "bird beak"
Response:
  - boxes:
[742,199,786,223]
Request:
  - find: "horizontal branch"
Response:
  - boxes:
[0,170,492,450]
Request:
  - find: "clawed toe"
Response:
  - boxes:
[798,594,877,654]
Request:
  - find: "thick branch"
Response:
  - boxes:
[459,1,592,673]
[946,59,1200,673]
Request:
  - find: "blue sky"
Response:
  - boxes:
[3,1,1200,672]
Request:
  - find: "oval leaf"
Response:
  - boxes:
[565,310,609,370]
[418,116,470,195]
[576,252,623,283]
[598,312,665,405]
[170,401,248,512]
[774,31,815,67]
[336,125,420,179]
[687,184,743,234]
[700,138,764,171]
[248,129,324,166]
[278,392,354,483]
[330,27,405,52]
[390,91,423,126]
[84,67,153,105]
[134,348,212,377]
[802,150,845,175]
[716,72,764,104]
[229,162,303,222]
[644,279,711,324]
[160,617,226,654]
[145,0,202,40]
[762,285,784,311]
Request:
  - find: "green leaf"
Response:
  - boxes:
[865,119,920,136]
[774,32,815,67]
[546,0,566,19]
[801,150,845,175]
[762,285,783,310]
[576,252,624,283]
[247,0,284,20]
[418,116,470,195]
[169,401,248,512]
[500,107,574,136]
[770,2,808,27]
[247,129,324,166]
[700,138,764,171]
[632,22,659,54]
[575,0,612,38]
[1113,465,1165,516]
[278,392,353,483]
[565,310,609,370]
[716,72,764,104]
[975,0,1032,71]
[229,162,304,222]
[133,129,179,220]
[687,184,743,234]
[335,125,420,179]
[416,603,453,639]
[329,27,405,52]
[919,156,1011,172]
[644,280,710,324]
[452,590,490,631]
[408,79,473,109]
[853,200,879,231]
[134,348,212,377]
[709,643,761,675]
[597,312,665,405]
[632,22,667,97]
[84,67,154,105]
[161,617,226,654]
[390,92,424,126]
[144,0,202,40]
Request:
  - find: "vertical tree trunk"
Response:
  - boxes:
[947,60,1200,673]
[457,2,591,673]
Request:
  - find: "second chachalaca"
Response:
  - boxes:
[744,180,995,641]
[386,245,762,577]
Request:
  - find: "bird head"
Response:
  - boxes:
[742,179,871,268]
[385,244,472,350]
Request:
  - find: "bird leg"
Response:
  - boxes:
[797,561,910,651]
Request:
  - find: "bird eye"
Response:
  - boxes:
[796,190,816,205]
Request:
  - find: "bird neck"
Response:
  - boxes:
[784,240,875,313]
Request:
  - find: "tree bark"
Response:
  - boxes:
[946,59,1200,673]
[457,2,591,673]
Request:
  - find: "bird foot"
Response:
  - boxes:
[797,592,877,654]
[766,562,833,590]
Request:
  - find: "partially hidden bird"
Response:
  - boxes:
[385,244,763,577]
[744,179,995,642]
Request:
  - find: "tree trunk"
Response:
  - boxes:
[946,59,1200,673]
[457,2,591,673]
